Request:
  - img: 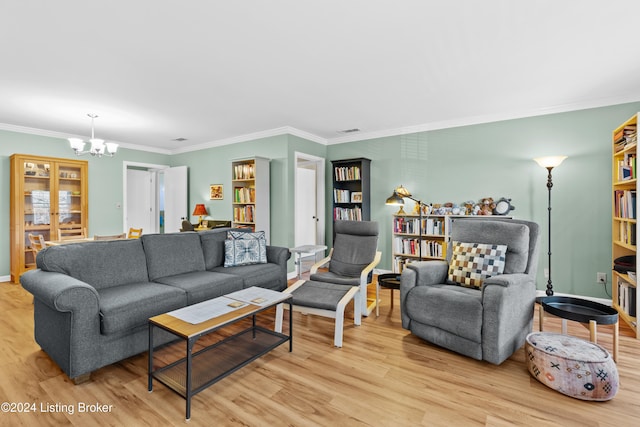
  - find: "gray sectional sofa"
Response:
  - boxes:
[20,228,290,382]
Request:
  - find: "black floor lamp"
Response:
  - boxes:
[534,156,568,297]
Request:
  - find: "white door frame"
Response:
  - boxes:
[123,161,170,234]
[294,152,326,248]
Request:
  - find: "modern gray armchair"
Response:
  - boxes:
[310,220,381,316]
[400,218,540,364]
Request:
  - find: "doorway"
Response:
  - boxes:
[294,152,326,275]
[123,162,188,235]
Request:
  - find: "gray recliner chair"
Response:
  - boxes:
[309,220,382,316]
[400,218,540,364]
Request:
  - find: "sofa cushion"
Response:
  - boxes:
[199,228,229,270]
[405,284,483,343]
[142,233,206,281]
[37,239,149,290]
[448,241,507,288]
[154,271,244,305]
[98,282,186,334]
[211,263,285,291]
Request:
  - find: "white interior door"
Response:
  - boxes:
[162,166,188,233]
[295,167,317,247]
[126,169,155,234]
[294,152,326,272]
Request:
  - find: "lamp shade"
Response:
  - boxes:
[192,204,208,216]
[395,185,412,198]
[385,191,404,206]
[534,156,568,169]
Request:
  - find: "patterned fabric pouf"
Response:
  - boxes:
[525,332,618,401]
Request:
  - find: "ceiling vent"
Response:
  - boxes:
[338,128,360,134]
[172,137,188,142]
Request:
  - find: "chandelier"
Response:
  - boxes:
[68,114,118,157]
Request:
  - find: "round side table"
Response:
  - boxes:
[538,296,619,362]
[377,273,401,316]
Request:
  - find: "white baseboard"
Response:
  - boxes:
[0,275,11,283]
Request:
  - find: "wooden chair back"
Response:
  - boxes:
[94,233,127,241]
[128,227,143,239]
[58,226,87,241]
[28,233,46,254]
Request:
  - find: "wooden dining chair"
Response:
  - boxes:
[127,227,143,239]
[28,233,46,256]
[58,226,87,240]
[94,233,127,241]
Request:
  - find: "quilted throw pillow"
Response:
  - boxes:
[224,230,267,267]
[448,241,507,288]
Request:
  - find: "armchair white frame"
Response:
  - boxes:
[310,249,382,317]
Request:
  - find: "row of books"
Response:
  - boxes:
[233,206,255,223]
[617,221,636,246]
[233,186,255,204]
[233,163,255,180]
[393,237,444,258]
[614,123,637,149]
[614,190,637,219]
[333,206,362,221]
[393,217,445,236]
[393,257,410,273]
[333,189,351,203]
[615,152,636,181]
[617,278,637,317]
[334,166,361,182]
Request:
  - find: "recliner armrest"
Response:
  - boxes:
[482,273,532,288]
[405,260,449,286]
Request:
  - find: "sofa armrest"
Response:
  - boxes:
[21,269,100,313]
[266,245,291,267]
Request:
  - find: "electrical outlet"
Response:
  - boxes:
[597,272,607,284]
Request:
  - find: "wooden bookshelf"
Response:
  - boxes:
[612,113,639,338]
[231,157,270,242]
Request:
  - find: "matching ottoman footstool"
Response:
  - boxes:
[525,332,618,401]
[274,279,361,347]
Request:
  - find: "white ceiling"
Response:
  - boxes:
[2,1,640,154]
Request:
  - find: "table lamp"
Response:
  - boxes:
[192,204,208,227]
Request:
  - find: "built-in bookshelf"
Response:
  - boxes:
[331,158,370,222]
[612,113,639,338]
[231,157,270,242]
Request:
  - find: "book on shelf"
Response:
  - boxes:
[334,166,361,181]
[333,206,362,221]
[233,163,255,180]
[234,187,255,203]
[614,189,637,219]
[617,278,637,317]
[333,189,351,203]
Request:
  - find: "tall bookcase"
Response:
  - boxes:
[10,154,88,283]
[331,158,371,222]
[612,113,639,338]
[231,156,270,242]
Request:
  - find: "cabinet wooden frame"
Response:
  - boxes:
[10,154,88,283]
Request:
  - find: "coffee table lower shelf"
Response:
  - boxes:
[152,326,288,397]
[148,296,292,421]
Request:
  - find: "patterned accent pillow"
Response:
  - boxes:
[448,241,507,288]
[224,230,267,266]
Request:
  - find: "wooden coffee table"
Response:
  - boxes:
[148,288,292,421]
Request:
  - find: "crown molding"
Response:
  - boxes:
[0,122,172,155]
[326,93,640,145]
[170,126,327,154]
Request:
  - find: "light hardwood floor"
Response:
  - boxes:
[1,279,639,426]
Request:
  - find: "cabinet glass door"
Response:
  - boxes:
[56,162,84,229]
[22,159,52,267]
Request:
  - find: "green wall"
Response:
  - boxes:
[327,101,640,299]
[3,101,640,299]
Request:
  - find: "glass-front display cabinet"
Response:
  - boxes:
[10,154,88,283]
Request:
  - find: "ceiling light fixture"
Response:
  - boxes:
[68,114,118,157]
